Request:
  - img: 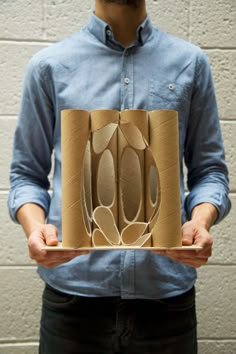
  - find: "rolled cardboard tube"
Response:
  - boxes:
[90,109,119,132]
[120,110,149,145]
[61,109,91,248]
[91,111,118,224]
[149,110,182,247]
[93,206,120,245]
[118,110,147,230]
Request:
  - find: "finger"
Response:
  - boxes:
[36,250,91,268]
[162,254,209,268]
[153,250,196,258]
[28,234,47,259]
[172,257,208,268]
[48,250,91,258]
[152,249,210,268]
[43,225,58,246]
[181,222,195,245]
[40,256,77,268]
[197,246,212,258]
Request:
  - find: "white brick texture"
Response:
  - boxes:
[190,0,236,47]
[0,44,48,115]
[0,0,235,352]
[0,0,44,40]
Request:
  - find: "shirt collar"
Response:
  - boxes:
[87,13,153,47]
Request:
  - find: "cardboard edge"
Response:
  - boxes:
[42,243,202,251]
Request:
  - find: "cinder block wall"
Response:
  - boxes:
[0,1,235,353]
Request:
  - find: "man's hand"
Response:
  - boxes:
[152,220,213,268]
[16,203,90,269]
[28,223,90,269]
[152,202,217,268]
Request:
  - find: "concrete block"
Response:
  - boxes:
[0,43,48,115]
[221,122,236,190]
[198,340,236,354]
[44,0,189,41]
[0,268,43,340]
[196,266,236,338]
[147,0,189,40]
[190,0,236,47]
[45,0,91,40]
[206,50,236,120]
[0,344,38,354]
[209,195,236,265]
[0,0,44,40]
[0,193,33,266]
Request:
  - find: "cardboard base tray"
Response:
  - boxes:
[43,243,202,251]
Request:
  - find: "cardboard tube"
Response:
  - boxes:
[93,206,120,245]
[145,147,160,237]
[91,110,118,224]
[90,110,119,132]
[119,144,143,229]
[92,228,113,247]
[149,110,182,247]
[121,222,151,246]
[118,111,147,231]
[120,110,149,144]
[61,110,91,248]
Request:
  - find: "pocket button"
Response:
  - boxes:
[168,83,175,91]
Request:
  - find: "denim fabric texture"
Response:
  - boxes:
[39,284,197,354]
[8,14,231,299]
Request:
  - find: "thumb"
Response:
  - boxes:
[181,222,195,246]
[43,225,58,246]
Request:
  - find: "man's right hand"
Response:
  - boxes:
[28,223,91,268]
[16,203,91,269]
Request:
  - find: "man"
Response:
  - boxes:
[8,0,231,353]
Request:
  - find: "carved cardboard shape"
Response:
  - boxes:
[61,109,182,249]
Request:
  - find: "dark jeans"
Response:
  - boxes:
[39,284,197,354]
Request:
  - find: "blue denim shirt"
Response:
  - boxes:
[8,14,231,299]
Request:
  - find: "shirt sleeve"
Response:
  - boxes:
[8,54,55,223]
[184,51,231,223]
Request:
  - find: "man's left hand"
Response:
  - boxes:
[152,220,213,268]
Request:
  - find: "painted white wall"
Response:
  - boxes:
[0,1,235,352]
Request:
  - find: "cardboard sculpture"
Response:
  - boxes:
[45,109,201,251]
[61,108,180,249]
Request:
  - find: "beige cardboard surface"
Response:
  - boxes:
[44,244,201,251]
[61,110,91,248]
[145,147,160,232]
[91,110,119,132]
[93,207,120,246]
[149,110,182,247]
[119,110,147,231]
[57,109,183,250]
[91,110,118,224]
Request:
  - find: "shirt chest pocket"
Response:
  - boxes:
[148,79,190,111]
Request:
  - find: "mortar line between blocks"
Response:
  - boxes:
[42,0,47,40]
[0,265,38,269]
[198,338,236,342]
[0,38,54,45]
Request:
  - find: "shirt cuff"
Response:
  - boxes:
[8,185,51,223]
[185,183,231,224]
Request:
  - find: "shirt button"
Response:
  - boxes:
[106,29,112,36]
[124,78,130,84]
[168,83,175,91]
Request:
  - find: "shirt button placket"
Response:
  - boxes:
[121,49,133,110]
